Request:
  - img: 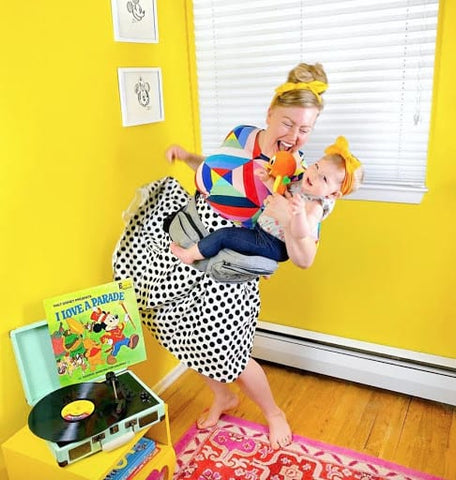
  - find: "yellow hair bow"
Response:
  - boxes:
[324,136,361,195]
[274,80,328,104]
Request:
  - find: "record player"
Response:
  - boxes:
[10,280,166,468]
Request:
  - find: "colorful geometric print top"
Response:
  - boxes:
[195,125,303,228]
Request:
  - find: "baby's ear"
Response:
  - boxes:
[328,190,342,200]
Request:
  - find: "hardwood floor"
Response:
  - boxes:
[160,360,456,479]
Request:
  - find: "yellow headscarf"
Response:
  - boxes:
[324,136,362,195]
[274,80,328,104]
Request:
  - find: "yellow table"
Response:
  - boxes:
[2,405,176,480]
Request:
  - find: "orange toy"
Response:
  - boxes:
[266,151,298,194]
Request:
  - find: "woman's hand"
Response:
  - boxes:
[263,193,290,226]
[165,144,189,163]
[165,144,205,171]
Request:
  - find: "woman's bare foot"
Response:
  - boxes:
[266,409,293,449]
[170,242,203,265]
[197,392,240,429]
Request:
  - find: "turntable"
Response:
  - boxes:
[7,280,168,469]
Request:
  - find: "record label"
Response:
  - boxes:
[61,400,95,421]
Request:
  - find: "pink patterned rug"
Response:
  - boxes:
[174,414,443,480]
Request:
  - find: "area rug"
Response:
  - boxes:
[173,414,443,480]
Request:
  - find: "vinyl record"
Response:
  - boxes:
[28,382,124,443]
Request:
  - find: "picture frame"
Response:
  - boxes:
[111,0,158,43]
[117,67,164,127]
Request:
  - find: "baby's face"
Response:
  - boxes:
[301,158,345,198]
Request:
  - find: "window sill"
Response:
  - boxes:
[344,184,428,204]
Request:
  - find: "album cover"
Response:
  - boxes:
[43,279,146,387]
[104,437,157,480]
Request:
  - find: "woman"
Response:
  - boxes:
[113,63,328,449]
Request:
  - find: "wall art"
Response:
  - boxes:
[111,0,158,43]
[117,67,164,126]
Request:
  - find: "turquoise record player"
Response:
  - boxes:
[10,280,165,467]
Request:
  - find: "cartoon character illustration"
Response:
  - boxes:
[134,76,151,107]
[83,336,105,371]
[91,307,139,365]
[56,358,68,375]
[50,322,67,358]
[50,318,88,375]
[126,0,146,22]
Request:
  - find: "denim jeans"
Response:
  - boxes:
[198,224,288,262]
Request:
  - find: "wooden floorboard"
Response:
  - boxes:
[160,360,456,479]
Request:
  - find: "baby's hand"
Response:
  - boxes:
[165,144,189,163]
[289,193,306,216]
[254,167,270,182]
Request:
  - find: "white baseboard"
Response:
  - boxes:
[253,321,456,406]
[153,363,188,395]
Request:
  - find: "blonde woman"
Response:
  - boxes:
[114,63,329,449]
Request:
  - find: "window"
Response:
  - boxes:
[192,0,439,203]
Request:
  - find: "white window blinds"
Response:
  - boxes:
[192,0,439,203]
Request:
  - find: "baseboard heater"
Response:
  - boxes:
[252,321,456,406]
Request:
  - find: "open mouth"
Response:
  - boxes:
[278,140,293,151]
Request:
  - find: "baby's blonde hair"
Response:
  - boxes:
[324,153,364,195]
[271,63,328,112]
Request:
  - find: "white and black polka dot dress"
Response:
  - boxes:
[113,177,261,383]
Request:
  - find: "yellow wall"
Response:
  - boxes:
[1,0,455,476]
[259,0,456,359]
[0,0,197,474]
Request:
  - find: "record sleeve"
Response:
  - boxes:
[43,279,146,387]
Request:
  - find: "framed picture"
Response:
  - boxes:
[111,0,158,43]
[117,67,164,127]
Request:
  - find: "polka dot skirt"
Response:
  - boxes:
[113,177,260,382]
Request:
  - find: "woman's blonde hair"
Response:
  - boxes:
[271,63,328,111]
